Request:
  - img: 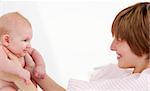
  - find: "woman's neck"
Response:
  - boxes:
[146,63,150,68]
[133,60,150,73]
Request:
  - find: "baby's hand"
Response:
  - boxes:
[28,48,46,79]
[25,53,46,79]
[34,66,46,79]
[18,69,31,84]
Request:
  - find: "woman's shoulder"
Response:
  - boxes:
[142,67,150,74]
[67,66,150,91]
[139,67,150,78]
[90,64,132,81]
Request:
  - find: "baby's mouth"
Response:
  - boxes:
[23,50,28,53]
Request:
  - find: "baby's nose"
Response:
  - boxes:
[26,44,31,49]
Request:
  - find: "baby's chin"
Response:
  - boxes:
[16,53,26,58]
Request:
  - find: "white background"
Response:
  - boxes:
[0,0,149,90]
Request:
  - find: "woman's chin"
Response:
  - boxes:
[117,62,126,68]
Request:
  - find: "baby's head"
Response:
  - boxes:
[0,12,33,57]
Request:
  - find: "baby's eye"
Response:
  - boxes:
[23,39,28,42]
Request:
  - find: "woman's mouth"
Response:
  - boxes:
[117,53,121,60]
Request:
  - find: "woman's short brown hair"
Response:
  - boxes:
[111,2,150,59]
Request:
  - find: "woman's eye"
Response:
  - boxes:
[116,38,122,41]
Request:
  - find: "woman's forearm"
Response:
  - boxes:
[0,71,37,91]
[33,74,66,91]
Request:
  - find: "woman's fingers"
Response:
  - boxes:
[0,46,7,58]
[2,46,18,60]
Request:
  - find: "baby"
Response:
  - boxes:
[0,12,45,90]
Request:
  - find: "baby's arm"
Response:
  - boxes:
[26,48,46,79]
[0,46,30,82]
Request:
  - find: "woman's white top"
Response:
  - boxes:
[67,64,150,91]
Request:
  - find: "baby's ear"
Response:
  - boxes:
[1,34,10,46]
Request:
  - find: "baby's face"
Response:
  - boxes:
[7,25,33,58]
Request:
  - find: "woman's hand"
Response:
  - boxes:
[0,46,38,91]
[0,46,30,83]
[2,46,21,67]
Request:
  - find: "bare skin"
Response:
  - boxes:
[3,45,150,91]
[0,46,37,91]
[24,49,65,91]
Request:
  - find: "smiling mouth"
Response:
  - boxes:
[23,50,28,53]
[117,53,121,59]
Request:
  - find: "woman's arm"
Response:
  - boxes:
[33,74,65,91]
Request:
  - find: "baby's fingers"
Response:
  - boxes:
[27,47,34,55]
[25,53,35,68]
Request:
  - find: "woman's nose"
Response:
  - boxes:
[110,39,117,51]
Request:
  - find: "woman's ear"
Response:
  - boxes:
[1,34,10,46]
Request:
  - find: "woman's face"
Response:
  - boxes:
[110,38,147,69]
